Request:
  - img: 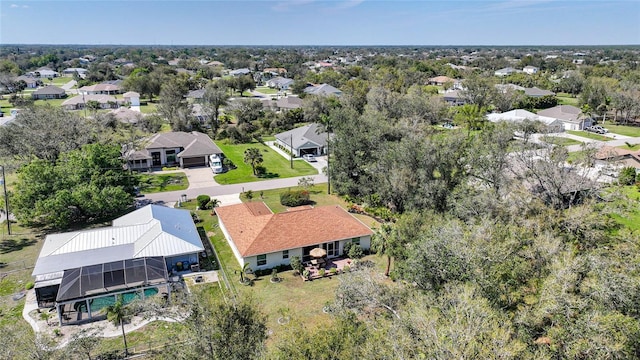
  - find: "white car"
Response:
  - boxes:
[302,154,317,162]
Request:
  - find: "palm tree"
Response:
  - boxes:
[372,224,394,277]
[106,295,130,357]
[243,148,263,176]
[240,263,252,284]
[454,104,486,136]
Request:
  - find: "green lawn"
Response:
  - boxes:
[43,77,72,86]
[604,124,640,138]
[567,130,612,142]
[541,135,582,146]
[606,186,640,232]
[255,86,279,95]
[617,143,640,151]
[214,141,318,184]
[139,101,158,114]
[556,93,579,106]
[0,98,12,116]
[138,172,189,193]
[32,97,69,108]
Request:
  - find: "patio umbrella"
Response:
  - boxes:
[310,247,327,258]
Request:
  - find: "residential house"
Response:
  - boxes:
[487,109,564,132]
[15,75,41,89]
[427,76,463,89]
[276,96,303,111]
[494,67,516,76]
[31,205,204,325]
[495,83,525,93]
[266,77,294,90]
[62,68,88,77]
[126,131,223,169]
[275,123,328,157]
[595,146,640,170]
[523,66,539,74]
[442,90,466,106]
[110,107,141,124]
[207,61,224,67]
[186,89,206,101]
[263,67,287,76]
[229,68,251,76]
[303,83,342,97]
[215,202,373,270]
[537,105,593,131]
[523,87,555,98]
[123,91,140,106]
[79,83,122,95]
[29,68,59,78]
[31,86,67,100]
[62,94,121,110]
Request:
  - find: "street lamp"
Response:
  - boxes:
[0,165,11,235]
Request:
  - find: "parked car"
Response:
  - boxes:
[592,125,608,133]
[302,154,317,162]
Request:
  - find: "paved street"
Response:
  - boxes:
[142,173,328,203]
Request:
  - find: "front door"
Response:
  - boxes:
[151,152,161,166]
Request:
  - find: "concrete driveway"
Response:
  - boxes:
[153,167,218,190]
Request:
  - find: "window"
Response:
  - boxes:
[257,254,267,266]
[352,237,361,246]
[282,250,289,259]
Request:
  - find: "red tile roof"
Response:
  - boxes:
[215,203,373,257]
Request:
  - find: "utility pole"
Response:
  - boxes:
[1,165,10,235]
[326,131,330,194]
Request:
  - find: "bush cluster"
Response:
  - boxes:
[280,189,311,207]
[197,195,211,209]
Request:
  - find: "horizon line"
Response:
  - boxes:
[1,43,639,48]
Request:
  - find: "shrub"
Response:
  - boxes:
[271,268,278,280]
[348,244,364,259]
[343,265,350,272]
[303,270,310,279]
[25,282,34,290]
[618,167,637,186]
[245,190,254,200]
[290,256,304,273]
[318,268,325,277]
[197,195,211,210]
[329,268,337,275]
[280,189,311,207]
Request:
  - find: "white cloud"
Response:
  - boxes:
[272,0,315,12]
[23,4,29,8]
[10,4,19,8]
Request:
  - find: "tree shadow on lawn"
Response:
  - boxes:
[0,238,37,254]
[258,172,280,179]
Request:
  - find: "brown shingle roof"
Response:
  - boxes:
[216,203,373,257]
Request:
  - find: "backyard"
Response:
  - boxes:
[138,172,189,193]
[214,140,318,184]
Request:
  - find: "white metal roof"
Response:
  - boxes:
[33,205,204,276]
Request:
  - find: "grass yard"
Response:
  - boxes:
[567,130,612,142]
[138,172,189,193]
[33,97,69,108]
[556,93,579,106]
[541,135,582,146]
[617,143,640,151]
[604,124,640,138]
[139,101,158,114]
[214,141,318,184]
[255,86,279,95]
[43,77,72,86]
[606,186,640,232]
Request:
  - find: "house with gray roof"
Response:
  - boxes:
[29,68,59,78]
[304,83,342,97]
[31,204,204,325]
[15,75,41,89]
[62,68,88,77]
[127,131,222,169]
[230,68,251,76]
[494,67,516,76]
[274,123,328,157]
[266,77,294,90]
[537,105,593,131]
[523,87,555,98]
[31,85,67,100]
[276,96,303,111]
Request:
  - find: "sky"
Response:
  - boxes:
[1,0,639,46]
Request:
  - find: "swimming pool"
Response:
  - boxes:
[88,287,159,313]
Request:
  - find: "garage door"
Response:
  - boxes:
[182,156,206,168]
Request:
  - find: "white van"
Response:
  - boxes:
[209,154,224,174]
